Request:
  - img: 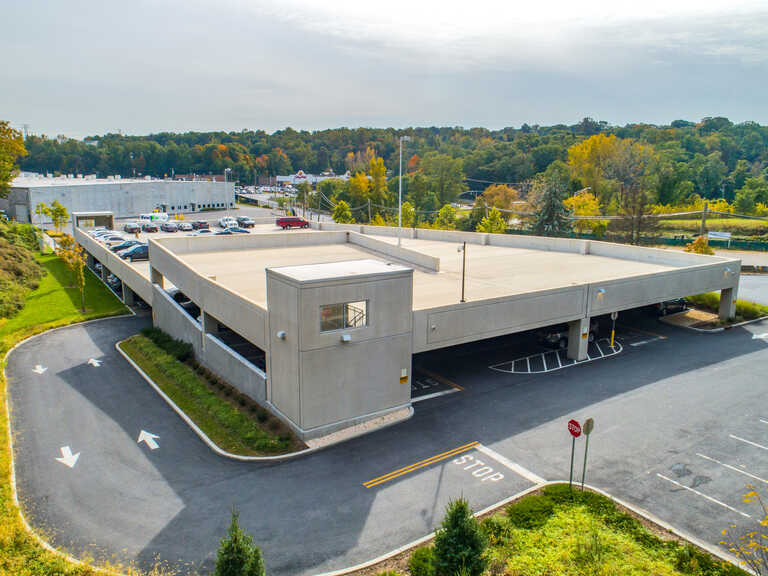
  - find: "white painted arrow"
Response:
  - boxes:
[87,358,102,367]
[55,446,80,468]
[753,333,768,341]
[32,365,47,374]
[137,430,160,450]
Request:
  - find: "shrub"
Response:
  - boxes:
[140,326,194,362]
[506,494,555,529]
[433,498,487,576]
[408,546,435,576]
[684,235,715,255]
[481,515,513,546]
[0,236,45,318]
[214,510,265,576]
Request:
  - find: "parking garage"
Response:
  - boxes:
[72,216,741,441]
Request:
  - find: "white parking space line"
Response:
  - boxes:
[696,453,768,485]
[630,337,665,347]
[475,444,546,485]
[730,434,768,452]
[656,473,752,519]
[411,388,459,403]
[489,338,622,374]
[760,419,768,426]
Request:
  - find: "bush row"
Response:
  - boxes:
[140,326,194,362]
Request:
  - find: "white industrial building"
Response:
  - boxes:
[2,174,234,223]
[72,216,741,441]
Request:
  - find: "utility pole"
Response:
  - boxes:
[398,135,411,247]
[700,201,708,237]
[368,199,371,223]
[459,242,467,302]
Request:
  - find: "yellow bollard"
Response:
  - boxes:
[610,329,615,348]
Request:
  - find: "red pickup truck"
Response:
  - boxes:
[276,216,310,229]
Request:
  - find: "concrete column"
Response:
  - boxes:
[202,311,220,334]
[86,253,95,268]
[150,266,164,288]
[122,284,136,306]
[567,317,591,361]
[719,286,738,321]
[101,265,108,282]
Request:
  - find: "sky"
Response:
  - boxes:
[3,0,768,138]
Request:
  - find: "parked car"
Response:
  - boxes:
[536,320,600,350]
[191,220,209,230]
[218,216,238,228]
[214,227,250,235]
[161,222,179,233]
[141,222,159,233]
[276,216,309,229]
[178,222,193,231]
[91,229,114,238]
[236,216,256,228]
[651,298,688,316]
[99,235,128,247]
[110,240,142,252]
[122,222,141,233]
[120,244,149,262]
[88,227,108,236]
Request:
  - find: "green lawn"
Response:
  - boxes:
[1,254,128,575]
[120,334,300,456]
[686,292,768,322]
[659,218,768,237]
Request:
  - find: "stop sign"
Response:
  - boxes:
[568,419,582,438]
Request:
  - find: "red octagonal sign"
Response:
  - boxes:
[568,419,582,438]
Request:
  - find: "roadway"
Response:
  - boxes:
[6,312,768,574]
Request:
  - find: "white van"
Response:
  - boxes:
[139,213,169,223]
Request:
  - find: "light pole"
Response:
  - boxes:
[397,135,411,248]
[224,168,232,216]
[458,242,467,302]
[130,152,135,178]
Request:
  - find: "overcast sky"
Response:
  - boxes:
[4,0,768,138]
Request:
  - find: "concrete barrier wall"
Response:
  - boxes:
[588,241,735,267]
[348,232,440,271]
[149,240,269,350]
[75,228,154,304]
[151,285,203,356]
[587,262,741,316]
[154,230,347,255]
[414,228,490,246]
[204,334,267,403]
[413,285,588,352]
[487,232,588,254]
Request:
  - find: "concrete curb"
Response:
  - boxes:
[315,480,748,576]
[116,339,414,462]
[4,314,137,576]
[662,314,768,333]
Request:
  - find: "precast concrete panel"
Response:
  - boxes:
[267,276,301,425]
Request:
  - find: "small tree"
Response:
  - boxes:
[400,201,416,228]
[332,200,355,223]
[434,204,457,230]
[215,510,265,576]
[49,199,69,232]
[370,213,387,226]
[433,498,487,576]
[476,207,507,234]
[684,235,715,255]
[56,234,79,287]
[72,245,86,312]
[530,177,571,236]
[720,486,768,574]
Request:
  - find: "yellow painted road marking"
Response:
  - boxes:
[417,368,464,391]
[363,441,479,488]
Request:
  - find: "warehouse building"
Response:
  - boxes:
[72,218,741,441]
[3,174,234,223]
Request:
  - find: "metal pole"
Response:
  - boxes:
[398,138,403,247]
[368,199,371,223]
[581,434,590,491]
[700,201,708,237]
[569,436,576,490]
[461,241,466,302]
[610,317,616,348]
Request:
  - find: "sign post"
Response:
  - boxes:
[580,418,594,491]
[567,419,581,490]
[610,311,618,348]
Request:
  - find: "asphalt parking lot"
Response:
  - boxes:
[7,307,768,574]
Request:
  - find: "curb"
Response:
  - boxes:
[116,339,414,462]
[315,480,748,576]
[662,314,768,333]
[4,314,138,576]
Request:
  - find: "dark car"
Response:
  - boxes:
[123,222,141,233]
[141,222,159,233]
[276,216,309,229]
[161,221,179,232]
[536,320,599,350]
[191,220,210,230]
[120,244,149,262]
[214,227,250,235]
[652,298,688,317]
[110,240,142,252]
[236,216,256,228]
